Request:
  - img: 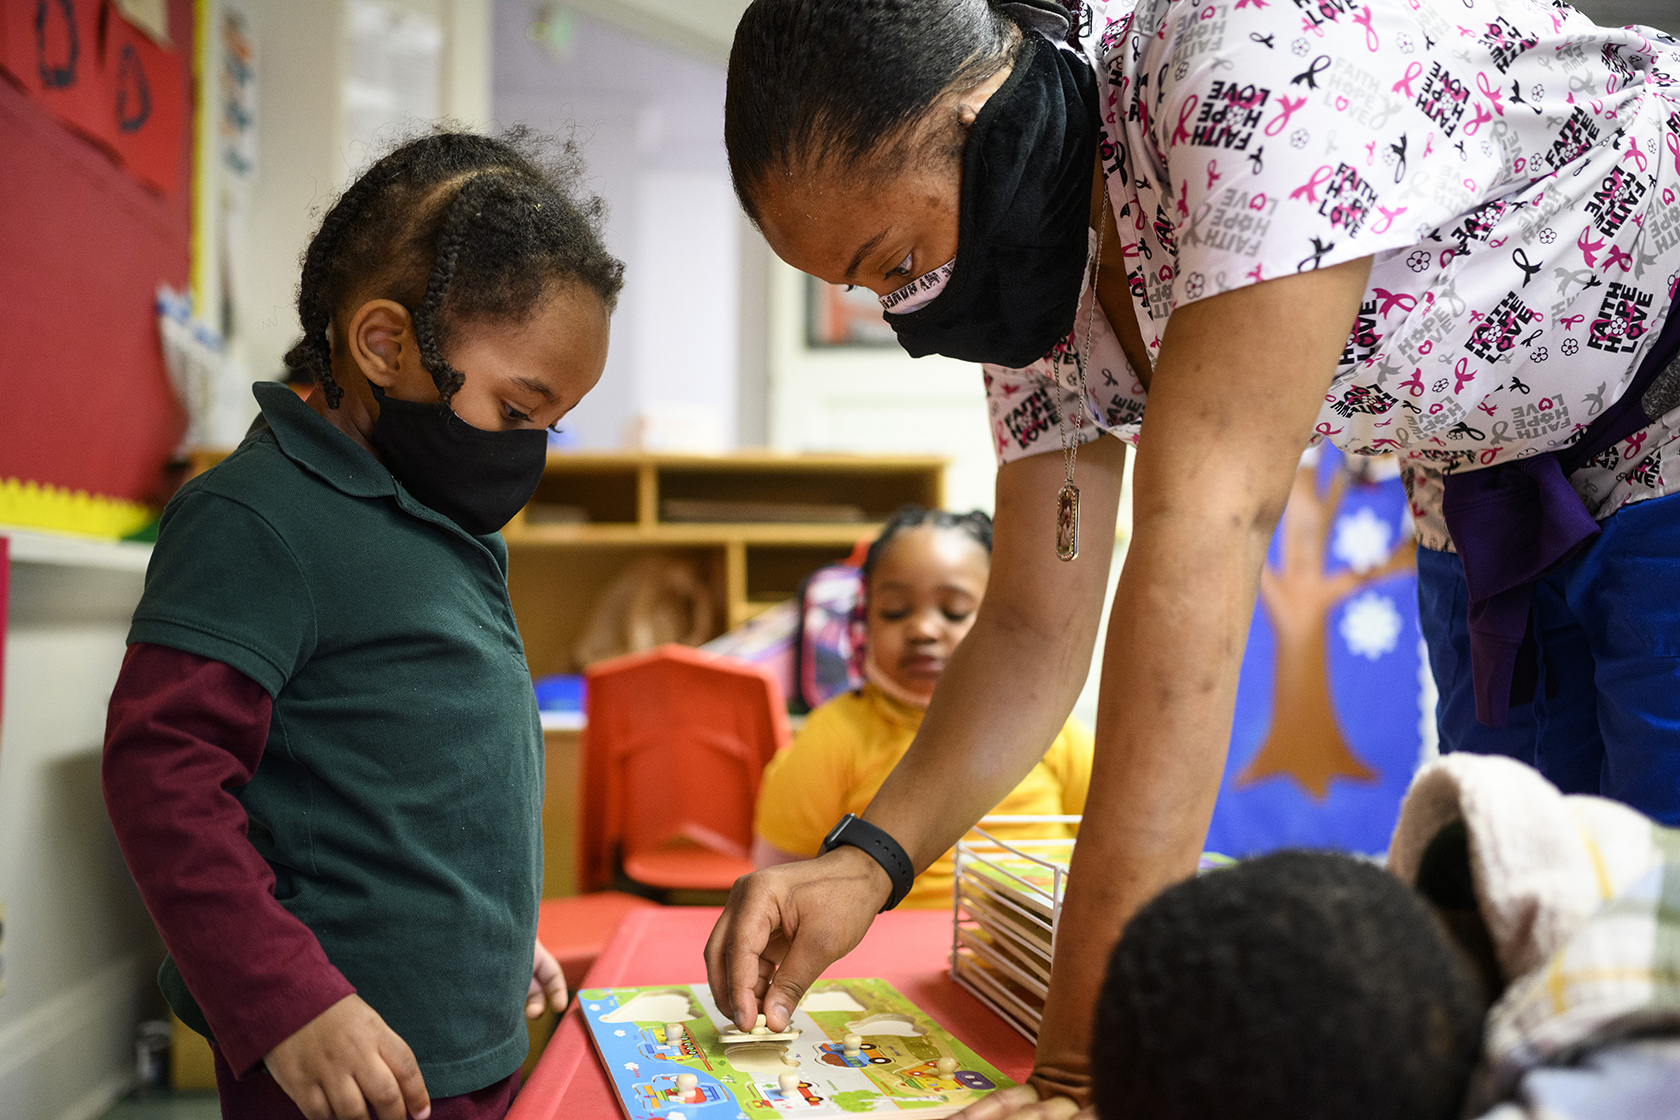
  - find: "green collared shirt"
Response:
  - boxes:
[131,382,542,1095]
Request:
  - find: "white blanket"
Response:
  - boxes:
[1388,754,1680,1119]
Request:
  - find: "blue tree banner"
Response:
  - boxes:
[1207,449,1431,858]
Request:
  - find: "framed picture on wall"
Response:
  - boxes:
[806,275,898,348]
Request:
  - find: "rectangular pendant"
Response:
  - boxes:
[1056,482,1080,561]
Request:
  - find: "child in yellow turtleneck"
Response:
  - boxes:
[752,507,1093,908]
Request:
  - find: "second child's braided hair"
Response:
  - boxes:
[862,505,994,588]
[850,505,994,681]
[284,128,625,409]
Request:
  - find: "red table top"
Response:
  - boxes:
[506,907,1035,1120]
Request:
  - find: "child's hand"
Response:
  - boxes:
[528,937,569,1017]
[264,994,430,1120]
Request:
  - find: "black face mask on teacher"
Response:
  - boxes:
[368,385,548,537]
[882,27,1100,369]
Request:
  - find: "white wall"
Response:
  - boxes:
[765,258,1001,515]
[0,559,160,1120]
[488,1,1005,477]
[206,0,492,435]
[229,0,348,395]
[628,171,740,448]
[493,1,741,450]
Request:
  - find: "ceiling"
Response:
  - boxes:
[559,0,1679,64]
[557,0,752,65]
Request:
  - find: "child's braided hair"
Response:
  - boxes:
[848,504,993,682]
[284,128,624,409]
[862,505,994,588]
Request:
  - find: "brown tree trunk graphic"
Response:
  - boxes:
[1235,461,1416,801]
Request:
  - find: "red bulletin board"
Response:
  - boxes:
[0,0,188,193]
[0,0,191,516]
[103,3,190,194]
[0,0,113,149]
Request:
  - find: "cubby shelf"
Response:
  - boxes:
[502,522,885,546]
[509,450,946,677]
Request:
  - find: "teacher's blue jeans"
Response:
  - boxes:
[1417,489,1680,825]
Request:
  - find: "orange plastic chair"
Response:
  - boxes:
[581,644,791,895]
[536,892,660,995]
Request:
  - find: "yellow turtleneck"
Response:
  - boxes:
[753,683,1093,908]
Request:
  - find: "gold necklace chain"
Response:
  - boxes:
[1052,184,1108,561]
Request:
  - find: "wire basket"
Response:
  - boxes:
[949,815,1080,1043]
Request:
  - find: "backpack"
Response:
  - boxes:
[791,564,866,713]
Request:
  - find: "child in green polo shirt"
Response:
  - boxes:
[103,130,624,1120]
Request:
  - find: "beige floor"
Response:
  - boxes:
[99,1091,220,1119]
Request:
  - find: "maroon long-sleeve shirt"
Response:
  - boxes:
[102,642,518,1114]
[104,642,357,1074]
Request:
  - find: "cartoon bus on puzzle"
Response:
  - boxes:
[897,1058,997,1094]
[636,1025,697,1063]
[816,1040,887,1068]
[633,1075,728,1111]
[756,1078,824,1109]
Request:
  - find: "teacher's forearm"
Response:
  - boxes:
[1061,262,1372,913]
[1059,494,1273,969]
[861,438,1126,871]
[1027,494,1274,1103]
[1028,257,1371,1100]
[863,594,1100,870]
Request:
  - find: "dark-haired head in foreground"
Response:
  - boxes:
[1092,849,1492,1120]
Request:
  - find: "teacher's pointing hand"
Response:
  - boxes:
[704,846,891,1032]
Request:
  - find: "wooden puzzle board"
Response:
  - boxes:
[578,978,1016,1119]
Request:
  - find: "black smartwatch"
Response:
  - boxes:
[820,813,915,912]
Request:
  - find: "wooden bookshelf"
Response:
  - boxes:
[505,451,945,678]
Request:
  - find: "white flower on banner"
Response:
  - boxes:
[1331,507,1394,573]
[1341,592,1403,661]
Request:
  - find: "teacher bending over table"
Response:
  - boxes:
[707,0,1680,1113]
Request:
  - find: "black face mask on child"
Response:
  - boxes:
[881,31,1100,369]
[368,385,548,537]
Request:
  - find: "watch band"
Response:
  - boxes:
[820,813,915,912]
